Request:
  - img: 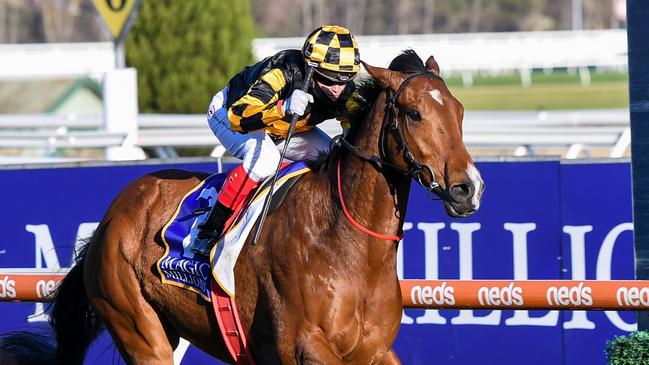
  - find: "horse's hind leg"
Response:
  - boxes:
[84,223,176,365]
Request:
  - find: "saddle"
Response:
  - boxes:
[156,161,310,298]
[156,162,310,364]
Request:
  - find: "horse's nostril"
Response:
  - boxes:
[449,183,474,202]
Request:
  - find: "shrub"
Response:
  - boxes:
[125,0,255,113]
[606,331,649,365]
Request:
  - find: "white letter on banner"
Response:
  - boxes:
[562,225,596,329]
[173,338,191,364]
[24,223,99,323]
[26,225,61,271]
[504,223,559,327]
[25,224,61,323]
[399,222,415,324]
[415,222,446,325]
[450,223,502,325]
[596,223,636,332]
[73,223,99,261]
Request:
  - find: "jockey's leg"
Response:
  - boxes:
[192,164,259,253]
[192,88,279,255]
[277,127,331,162]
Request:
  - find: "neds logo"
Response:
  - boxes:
[477,283,523,306]
[616,286,649,307]
[546,282,593,306]
[36,279,58,299]
[410,282,455,306]
[0,276,17,298]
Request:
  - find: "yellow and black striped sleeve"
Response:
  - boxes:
[336,90,362,130]
[228,68,288,133]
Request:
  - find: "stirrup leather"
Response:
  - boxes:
[191,235,218,256]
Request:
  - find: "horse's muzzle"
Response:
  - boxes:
[444,179,484,217]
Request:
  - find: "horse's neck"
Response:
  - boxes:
[336,91,411,263]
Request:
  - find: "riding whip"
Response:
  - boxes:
[252,64,316,245]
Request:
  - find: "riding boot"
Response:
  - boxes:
[191,164,259,256]
[191,201,233,256]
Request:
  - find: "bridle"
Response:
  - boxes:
[333,71,453,241]
[334,71,449,201]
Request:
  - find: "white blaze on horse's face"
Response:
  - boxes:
[466,163,483,209]
[429,89,444,106]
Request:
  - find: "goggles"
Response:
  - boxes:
[313,68,356,86]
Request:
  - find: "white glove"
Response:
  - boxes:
[283,89,314,116]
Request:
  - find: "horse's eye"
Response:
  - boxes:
[407,109,421,121]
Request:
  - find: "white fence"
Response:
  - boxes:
[0,30,626,82]
[254,29,628,86]
[0,30,630,163]
[0,109,630,162]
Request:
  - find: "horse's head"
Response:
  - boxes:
[363,53,483,217]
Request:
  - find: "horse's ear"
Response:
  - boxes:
[362,61,405,92]
[425,55,440,74]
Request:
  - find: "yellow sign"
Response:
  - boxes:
[93,0,138,40]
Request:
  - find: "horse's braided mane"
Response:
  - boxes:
[305,49,426,172]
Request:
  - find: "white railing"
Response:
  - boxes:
[255,29,627,71]
[2,30,626,82]
[254,30,627,86]
[0,109,630,162]
[0,30,630,162]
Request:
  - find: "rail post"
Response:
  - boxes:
[627,0,649,330]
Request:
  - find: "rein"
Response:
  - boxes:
[336,160,402,241]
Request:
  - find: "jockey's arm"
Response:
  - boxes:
[228,68,289,133]
[337,89,362,134]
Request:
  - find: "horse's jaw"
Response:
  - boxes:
[443,200,478,218]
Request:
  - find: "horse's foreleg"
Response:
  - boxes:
[293,335,345,365]
[375,348,402,365]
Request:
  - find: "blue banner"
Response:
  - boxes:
[0,159,633,364]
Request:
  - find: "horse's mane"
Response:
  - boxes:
[388,49,427,74]
[306,49,426,172]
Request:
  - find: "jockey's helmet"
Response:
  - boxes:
[302,25,360,84]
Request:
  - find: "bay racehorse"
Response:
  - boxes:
[0,50,483,365]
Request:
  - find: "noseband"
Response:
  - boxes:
[334,71,449,200]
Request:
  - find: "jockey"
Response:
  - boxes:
[191,25,361,256]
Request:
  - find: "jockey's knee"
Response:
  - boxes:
[244,148,280,181]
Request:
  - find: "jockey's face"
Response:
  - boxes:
[316,81,347,101]
[312,69,355,101]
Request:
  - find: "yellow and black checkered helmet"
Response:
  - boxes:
[302,25,360,82]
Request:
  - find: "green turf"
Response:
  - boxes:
[443,71,629,110]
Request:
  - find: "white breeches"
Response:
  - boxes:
[207,87,331,181]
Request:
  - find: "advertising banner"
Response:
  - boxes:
[0,159,633,364]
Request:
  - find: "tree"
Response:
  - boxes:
[125,0,255,113]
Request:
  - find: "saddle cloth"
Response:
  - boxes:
[156,162,310,300]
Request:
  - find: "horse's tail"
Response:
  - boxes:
[50,230,104,365]
[0,226,105,365]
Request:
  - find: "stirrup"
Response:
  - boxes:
[191,230,220,256]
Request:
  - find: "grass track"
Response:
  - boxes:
[443,71,629,110]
